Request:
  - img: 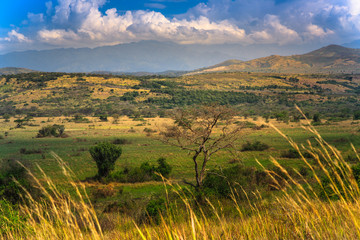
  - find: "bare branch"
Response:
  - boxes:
[157,104,242,189]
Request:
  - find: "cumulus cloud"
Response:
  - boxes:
[249,15,301,45]
[38,8,248,47]
[1,0,360,52]
[304,24,334,39]
[52,0,106,27]
[348,0,360,16]
[0,30,32,43]
[184,0,360,42]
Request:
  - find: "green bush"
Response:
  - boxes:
[241,141,269,151]
[202,165,268,199]
[112,138,132,145]
[354,111,360,120]
[71,115,91,123]
[19,148,43,155]
[312,113,321,124]
[154,157,172,180]
[99,115,108,122]
[0,161,38,204]
[108,158,172,183]
[89,142,122,178]
[281,149,300,158]
[146,198,166,223]
[36,124,65,138]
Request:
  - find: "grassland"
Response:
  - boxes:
[1,72,360,119]
[1,115,360,239]
[1,71,360,239]
[1,116,359,189]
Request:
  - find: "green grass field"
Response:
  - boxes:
[1,116,359,187]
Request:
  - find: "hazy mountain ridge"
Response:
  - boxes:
[0,67,37,75]
[0,40,326,73]
[1,43,360,75]
[0,41,236,73]
[191,45,360,74]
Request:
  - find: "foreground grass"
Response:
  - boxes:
[2,115,360,239]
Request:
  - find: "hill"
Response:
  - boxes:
[1,71,359,119]
[191,45,360,74]
[0,67,37,75]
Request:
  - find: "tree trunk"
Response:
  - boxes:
[192,151,201,188]
[199,153,209,186]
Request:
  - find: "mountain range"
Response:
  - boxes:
[192,45,360,74]
[0,40,325,73]
[0,42,359,74]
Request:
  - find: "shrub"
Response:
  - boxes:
[99,115,108,122]
[108,158,172,183]
[112,138,132,145]
[241,141,269,151]
[127,166,153,183]
[91,185,116,199]
[146,198,166,223]
[71,115,90,123]
[37,125,65,138]
[354,111,360,120]
[19,148,43,155]
[89,142,122,178]
[281,149,300,158]
[202,165,268,199]
[154,157,172,180]
[0,160,38,204]
[312,113,321,124]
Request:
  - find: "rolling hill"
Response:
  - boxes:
[0,67,37,75]
[191,45,360,74]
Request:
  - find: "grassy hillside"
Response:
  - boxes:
[191,45,360,74]
[1,71,359,120]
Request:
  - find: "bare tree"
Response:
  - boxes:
[160,104,242,190]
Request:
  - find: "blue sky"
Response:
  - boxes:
[0,0,359,54]
[0,0,204,28]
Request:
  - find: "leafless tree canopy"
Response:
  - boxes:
[160,104,242,189]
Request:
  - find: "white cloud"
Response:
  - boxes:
[0,30,31,43]
[249,15,301,45]
[348,0,360,16]
[52,0,106,26]
[38,29,80,45]
[304,24,334,39]
[38,7,249,46]
[2,0,360,53]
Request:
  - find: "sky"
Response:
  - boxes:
[0,0,359,54]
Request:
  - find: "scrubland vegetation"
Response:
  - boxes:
[1,71,360,239]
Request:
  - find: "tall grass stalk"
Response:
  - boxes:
[3,152,103,240]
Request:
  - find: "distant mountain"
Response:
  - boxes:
[0,41,236,73]
[91,70,189,77]
[0,67,37,75]
[343,40,360,49]
[191,45,360,74]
